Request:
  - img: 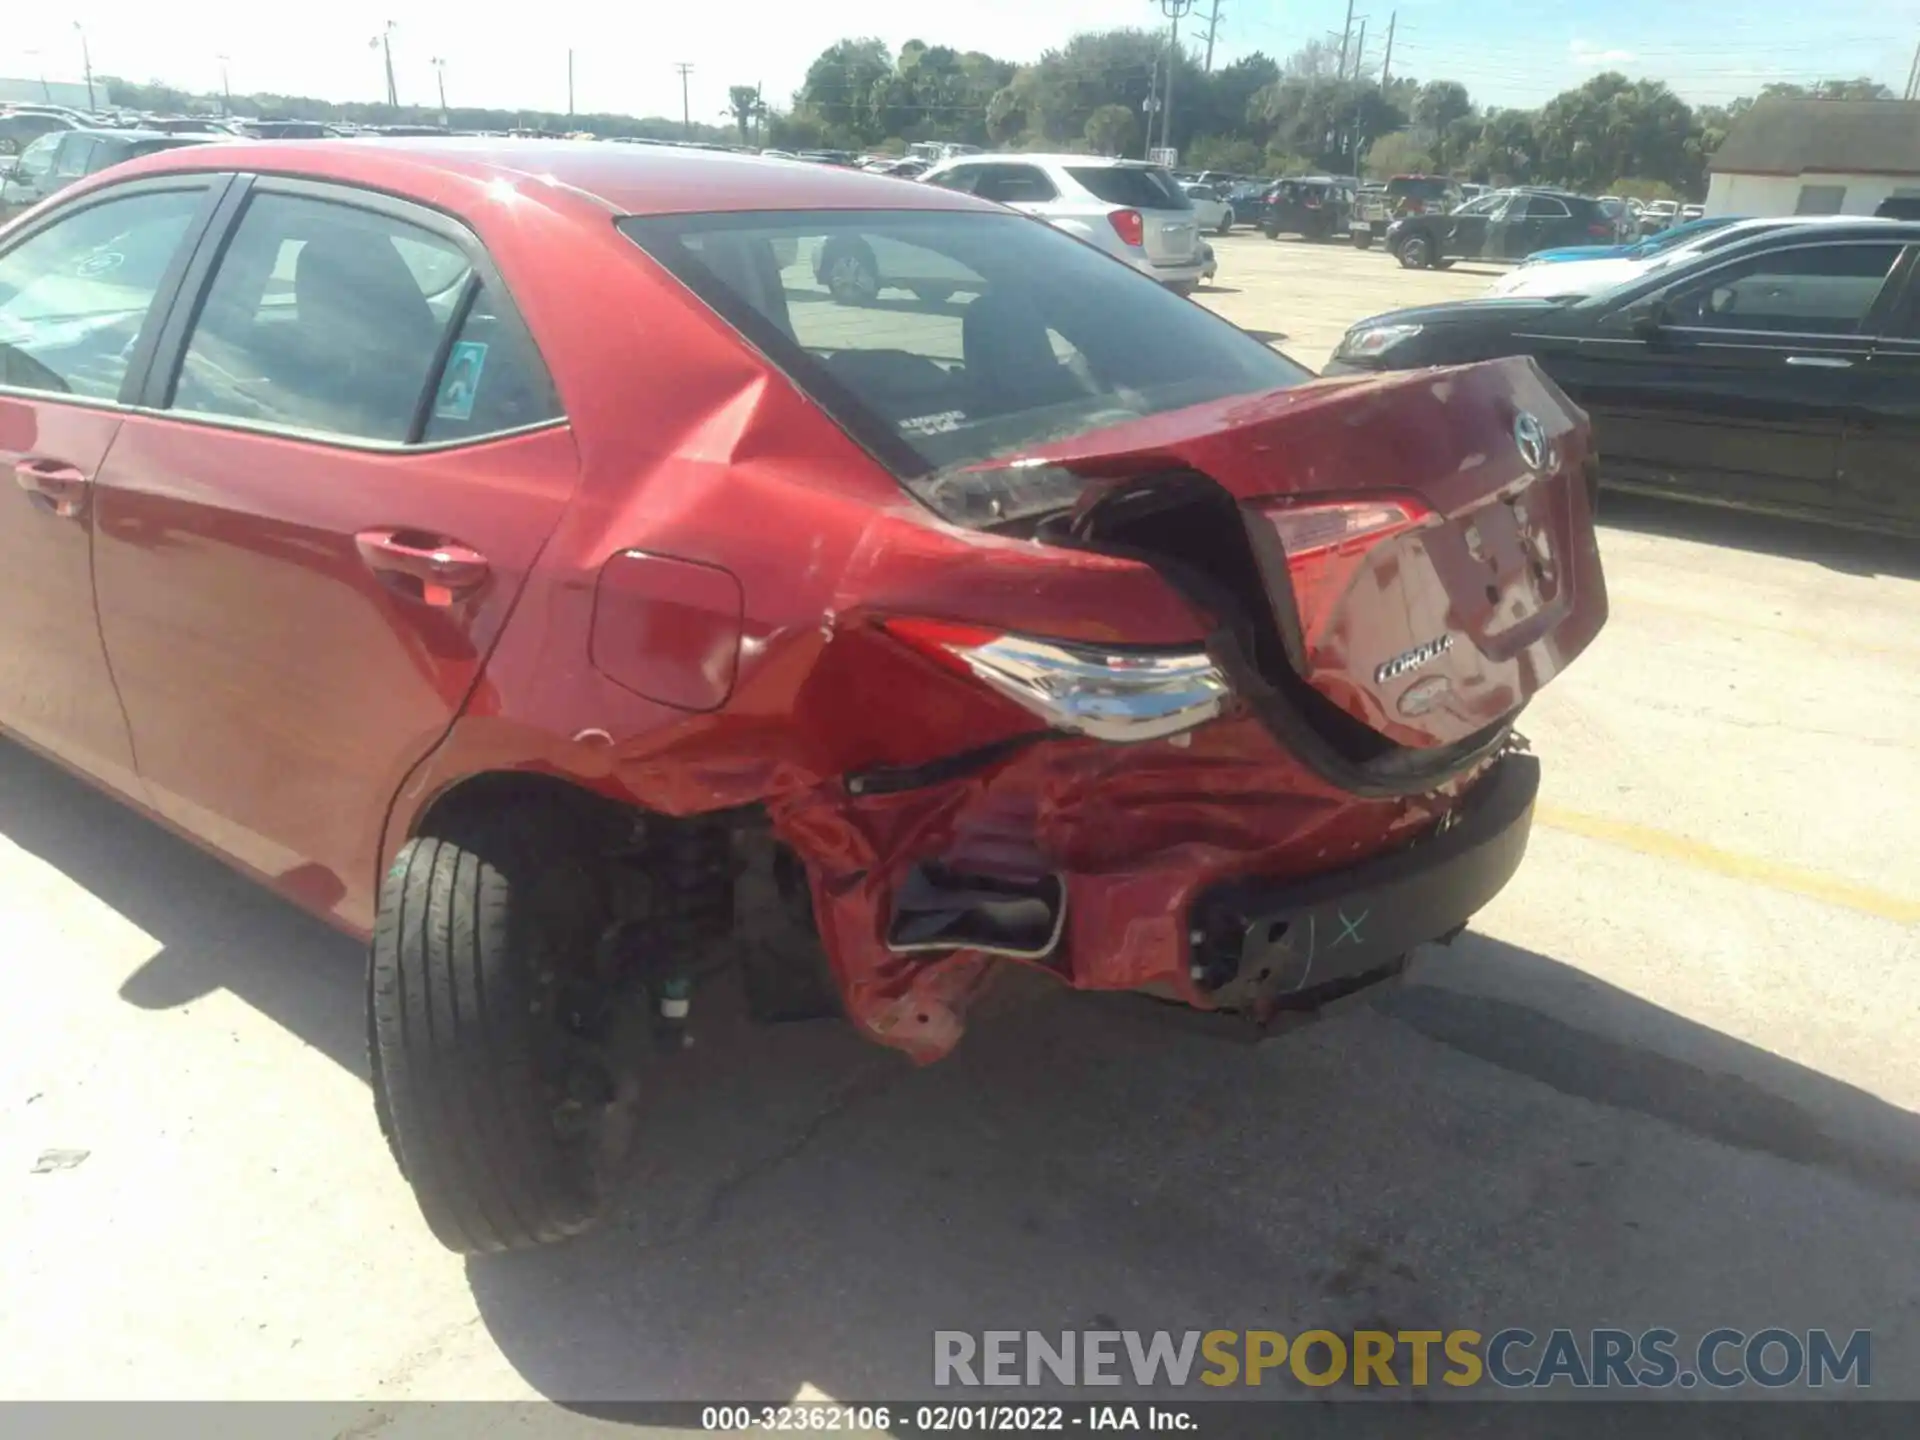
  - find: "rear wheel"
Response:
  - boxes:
[1396,234,1432,269]
[369,796,635,1254]
[1217,211,1234,236]
[1352,230,1373,250]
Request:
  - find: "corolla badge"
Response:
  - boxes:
[1375,633,1455,685]
[1513,411,1548,471]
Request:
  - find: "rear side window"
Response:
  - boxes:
[1067,166,1191,211]
[620,210,1308,526]
[972,165,1059,205]
[169,191,558,443]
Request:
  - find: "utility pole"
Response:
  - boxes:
[1158,0,1194,159]
[568,50,575,118]
[1352,20,1367,82]
[1336,0,1356,84]
[218,54,232,116]
[675,62,695,137]
[74,23,96,112]
[370,22,398,108]
[1906,37,1920,101]
[1381,12,1397,88]
[432,57,448,125]
[1201,0,1224,73]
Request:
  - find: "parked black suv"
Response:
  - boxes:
[1261,176,1354,241]
[1387,187,1623,269]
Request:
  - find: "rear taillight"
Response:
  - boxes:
[1264,497,1435,646]
[1587,222,1613,238]
[1107,208,1145,248]
[882,619,1227,743]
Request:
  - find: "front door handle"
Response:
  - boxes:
[14,458,89,519]
[354,528,490,607]
[1784,355,1854,369]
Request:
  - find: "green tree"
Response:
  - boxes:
[727,85,767,145]
[1364,130,1435,179]
[1084,103,1140,157]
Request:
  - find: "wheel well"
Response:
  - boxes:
[409,770,632,844]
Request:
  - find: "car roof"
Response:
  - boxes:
[928,152,1156,170]
[70,127,223,144]
[87,137,995,218]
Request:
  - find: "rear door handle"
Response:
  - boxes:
[14,458,90,519]
[1784,355,1854,369]
[354,528,490,607]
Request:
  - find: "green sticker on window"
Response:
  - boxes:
[434,340,488,422]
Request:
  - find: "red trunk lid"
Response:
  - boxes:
[1028,358,1609,750]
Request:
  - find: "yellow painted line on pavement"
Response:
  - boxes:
[1535,804,1920,926]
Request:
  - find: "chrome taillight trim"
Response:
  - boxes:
[948,635,1229,744]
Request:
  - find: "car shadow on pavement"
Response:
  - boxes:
[6,735,1918,1407]
[0,739,367,1075]
[1597,491,1920,580]
[460,945,1920,1409]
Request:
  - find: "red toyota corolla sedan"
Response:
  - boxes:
[0,140,1607,1252]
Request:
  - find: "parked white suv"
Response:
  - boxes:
[917,154,1208,293]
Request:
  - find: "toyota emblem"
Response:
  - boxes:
[1513,411,1547,471]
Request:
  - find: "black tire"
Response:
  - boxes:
[822,240,882,305]
[1431,256,1456,271]
[1352,230,1373,250]
[1262,223,1280,240]
[369,799,627,1254]
[1217,212,1234,236]
[1397,234,1432,269]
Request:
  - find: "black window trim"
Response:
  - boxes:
[1604,237,1916,345]
[133,171,567,453]
[0,172,235,413]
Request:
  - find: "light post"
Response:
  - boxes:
[218,54,232,117]
[74,22,97,113]
[1156,0,1194,162]
[369,22,398,108]
[432,57,448,126]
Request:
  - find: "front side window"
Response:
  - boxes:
[1658,242,1903,336]
[0,188,207,399]
[621,210,1310,526]
[170,192,474,442]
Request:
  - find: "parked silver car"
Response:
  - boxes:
[1180,181,1237,235]
[916,153,1207,293]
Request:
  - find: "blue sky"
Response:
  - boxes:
[1218,0,1920,106]
[8,0,1920,121]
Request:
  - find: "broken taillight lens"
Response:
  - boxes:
[882,619,1228,744]
[1264,496,1434,646]
[1107,208,1145,248]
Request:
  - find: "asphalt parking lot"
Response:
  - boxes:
[3,231,1918,1420]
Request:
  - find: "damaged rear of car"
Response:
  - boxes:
[614,208,1607,1052]
[374,193,1608,1254]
